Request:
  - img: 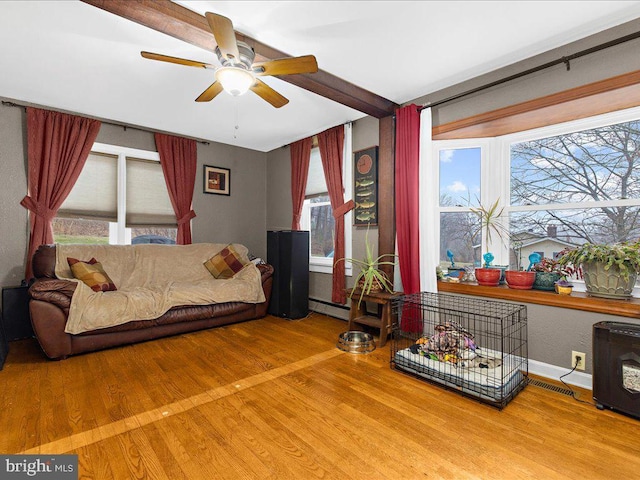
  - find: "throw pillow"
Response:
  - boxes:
[67,257,117,292]
[204,245,248,279]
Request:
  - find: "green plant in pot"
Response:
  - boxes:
[557,240,640,300]
[531,257,575,291]
[470,198,509,286]
[337,229,397,306]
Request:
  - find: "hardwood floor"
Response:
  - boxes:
[1,313,638,479]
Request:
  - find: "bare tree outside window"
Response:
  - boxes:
[309,194,335,258]
[510,120,640,245]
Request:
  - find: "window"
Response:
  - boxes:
[437,146,484,268]
[54,142,177,245]
[428,105,640,293]
[427,140,492,270]
[300,124,353,274]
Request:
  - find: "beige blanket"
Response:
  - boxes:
[55,243,266,334]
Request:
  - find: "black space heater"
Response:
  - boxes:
[593,321,640,419]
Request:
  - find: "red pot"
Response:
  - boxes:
[505,270,536,290]
[475,268,502,286]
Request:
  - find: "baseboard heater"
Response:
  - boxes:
[309,297,350,311]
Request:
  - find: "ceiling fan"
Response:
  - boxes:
[141,12,318,108]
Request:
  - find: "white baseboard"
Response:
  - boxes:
[529,359,592,390]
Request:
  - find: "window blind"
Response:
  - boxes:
[58,152,117,221]
[58,152,176,227]
[126,157,176,227]
[305,147,328,198]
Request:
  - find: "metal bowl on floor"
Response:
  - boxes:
[336,331,376,354]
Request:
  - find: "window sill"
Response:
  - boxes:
[437,281,640,319]
[309,263,352,276]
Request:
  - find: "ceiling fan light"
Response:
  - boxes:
[215,67,255,96]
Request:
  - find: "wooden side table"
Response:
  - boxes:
[346,289,403,347]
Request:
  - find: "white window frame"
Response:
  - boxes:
[428,105,640,295]
[300,124,353,275]
[91,142,170,245]
[428,138,498,264]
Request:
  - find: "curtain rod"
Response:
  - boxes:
[1,100,211,145]
[282,120,353,149]
[420,29,640,111]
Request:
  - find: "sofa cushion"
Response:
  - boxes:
[204,244,249,279]
[67,257,117,292]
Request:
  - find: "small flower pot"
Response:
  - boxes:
[555,284,573,295]
[505,270,536,290]
[533,272,561,291]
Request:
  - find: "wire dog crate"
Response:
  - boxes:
[391,292,528,409]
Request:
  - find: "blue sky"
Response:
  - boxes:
[439,147,481,206]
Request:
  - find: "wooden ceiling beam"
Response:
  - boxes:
[81,0,399,118]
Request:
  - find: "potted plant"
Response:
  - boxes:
[557,240,640,300]
[554,278,574,295]
[531,257,575,291]
[337,229,397,306]
[470,199,509,286]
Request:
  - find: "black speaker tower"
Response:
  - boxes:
[2,285,33,341]
[267,230,309,319]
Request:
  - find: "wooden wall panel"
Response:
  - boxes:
[377,115,396,285]
[433,69,640,139]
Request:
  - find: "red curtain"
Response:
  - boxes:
[318,125,355,304]
[290,136,312,230]
[155,133,198,245]
[21,108,101,280]
[395,104,421,294]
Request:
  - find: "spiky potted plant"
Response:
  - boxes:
[337,229,397,306]
[470,198,509,286]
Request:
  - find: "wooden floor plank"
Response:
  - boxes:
[1,313,639,479]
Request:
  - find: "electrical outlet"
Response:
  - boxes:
[572,351,586,371]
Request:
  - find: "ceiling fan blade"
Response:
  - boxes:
[195,81,224,102]
[250,78,289,108]
[252,55,318,77]
[141,51,213,69]
[205,12,241,62]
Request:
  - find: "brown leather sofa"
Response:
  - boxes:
[28,244,274,360]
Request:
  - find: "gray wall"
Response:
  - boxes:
[0,102,268,291]
[265,115,380,310]
[492,300,640,375]
[0,104,29,286]
[523,304,640,374]
[417,17,640,128]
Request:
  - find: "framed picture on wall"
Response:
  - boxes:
[353,146,378,226]
[203,165,230,196]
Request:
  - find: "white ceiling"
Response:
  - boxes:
[2,1,640,152]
